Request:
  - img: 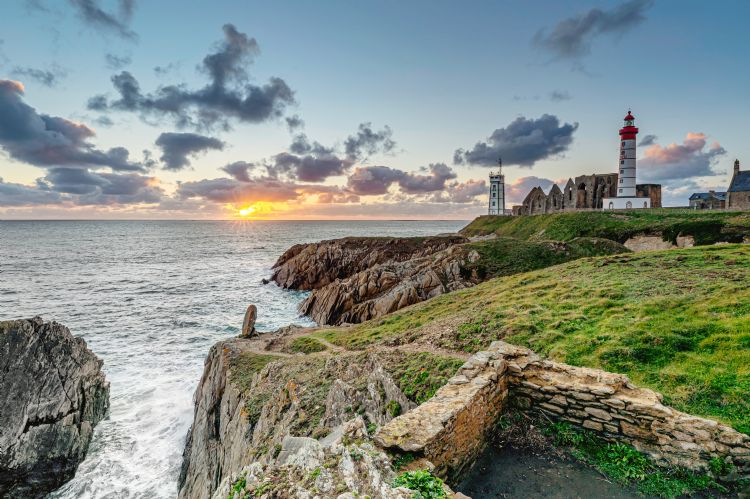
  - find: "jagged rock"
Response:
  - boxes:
[271,235,467,291]
[241,304,258,338]
[0,317,110,498]
[300,245,477,325]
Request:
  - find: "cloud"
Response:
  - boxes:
[454,114,578,168]
[344,122,396,161]
[533,0,653,60]
[427,179,487,203]
[346,163,460,196]
[105,53,131,70]
[549,90,572,102]
[88,24,295,130]
[0,177,62,206]
[638,134,657,147]
[221,161,254,182]
[176,177,299,204]
[10,66,68,87]
[0,79,143,171]
[41,167,163,204]
[155,132,224,170]
[285,114,304,132]
[271,152,352,182]
[69,0,137,39]
[505,175,556,204]
[639,133,727,182]
[288,133,334,156]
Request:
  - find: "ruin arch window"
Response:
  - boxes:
[626,201,633,209]
[608,202,614,209]
[644,202,648,208]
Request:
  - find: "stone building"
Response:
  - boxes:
[512,173,661,215]
[689,191,726,210]
[728,159,750,210]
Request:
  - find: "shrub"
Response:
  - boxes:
[393,470,447,499]
[386,400,402,417]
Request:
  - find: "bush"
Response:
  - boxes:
[393,470,447,499]
[386,400,402,417]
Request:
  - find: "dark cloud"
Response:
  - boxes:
[67,0,138,40]
[105,53,131,70]
[288,133,334,156]
[221,161,254,182]
[0,177,62,206]
[346,165,405,196]
[10,65,68,87]
[454,114,578,168]
[88,24,295,130]
[346,163,460,196]
[344,122,396,161]
[153,62,179,77]
[176,177,299,204]
[549,90,572,102]
[427,179,487,203]
[271,152,352,183]
[638,134,657,147]
[285,114,304,132]
[155,132,224,170]
[533,0,653,59]
[398,163,457,194]
[0,79,143,171]
[639,133,726,182]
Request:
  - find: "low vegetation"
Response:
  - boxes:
[229,352,280,392]
[382,351,466,404]
[320,245,750,433]
[460,209,750,244]
[393,470,447,498]
[545,421,740,498]
[288,336,327,354]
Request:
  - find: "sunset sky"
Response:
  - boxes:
[1,0,748,219]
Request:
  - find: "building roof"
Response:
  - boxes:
[729,171,750,192]
[690,192,726,201]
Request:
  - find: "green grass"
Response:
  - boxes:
[460,210,750,244]
[319,245,750,433]
[546,422,731,498]
[288,336,327,353]
[382,352,466,404]
[229,353,280,392]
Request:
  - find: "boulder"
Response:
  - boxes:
[0,317,110,498]
[240,304,258,338]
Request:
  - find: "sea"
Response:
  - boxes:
[0,220,466,499]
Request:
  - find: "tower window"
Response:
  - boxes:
[619,188,623,194]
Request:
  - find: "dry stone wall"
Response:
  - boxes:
[376,340,750,482]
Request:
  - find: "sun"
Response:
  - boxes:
[238,206,256,217]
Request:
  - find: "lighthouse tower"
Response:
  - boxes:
[603,110,651,210]
[488,158,505,215]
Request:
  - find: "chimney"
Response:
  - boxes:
[709,190,716,195]
[735,159,741,176]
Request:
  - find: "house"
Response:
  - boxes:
[728,160,750,210]
[689,191,726,210]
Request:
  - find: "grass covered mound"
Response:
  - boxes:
[460,209,750,245]
[318,244,750,434]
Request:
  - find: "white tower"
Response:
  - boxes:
[488,158,505,215]
[603,111,651,210]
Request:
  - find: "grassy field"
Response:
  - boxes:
[316,244,750,434]
[460,210,750,245]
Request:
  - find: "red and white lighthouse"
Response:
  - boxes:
[603,110,651,210]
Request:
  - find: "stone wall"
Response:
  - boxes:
[374,351,509,481]
[376,340,750,482]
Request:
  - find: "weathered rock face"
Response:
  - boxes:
[300,245,480,325]
[271,235,467,291]
[0,317,110,498]
[624,235,695,252]
[178,336,416,499]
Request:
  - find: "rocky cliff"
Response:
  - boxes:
[177,327,464,498]
[271,235,468,290]
[0,317,110,498]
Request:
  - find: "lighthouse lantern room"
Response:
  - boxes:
[602,110,651,210]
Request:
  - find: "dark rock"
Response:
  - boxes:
[241,304,258,338]
[0,317,110,498]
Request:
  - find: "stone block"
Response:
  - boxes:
[584,407,612,421]
[570,392,596,402]
[583,420,603,432]
[539,403,565,415]
[601,398,626,409]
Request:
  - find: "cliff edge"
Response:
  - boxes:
[0,317,110,498]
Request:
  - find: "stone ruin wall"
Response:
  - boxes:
[376,341,750,482]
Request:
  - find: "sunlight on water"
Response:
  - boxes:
[0,220,466,498]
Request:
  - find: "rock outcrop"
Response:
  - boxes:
[271,235,467,290]
[300,245,479,325]
[0,317,110,498]
[178,334,419,499]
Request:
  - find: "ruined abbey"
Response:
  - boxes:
[512,174,662,215]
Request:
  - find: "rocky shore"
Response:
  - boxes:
[0,318,110,498]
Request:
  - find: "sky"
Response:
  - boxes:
[0,0,748,220]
